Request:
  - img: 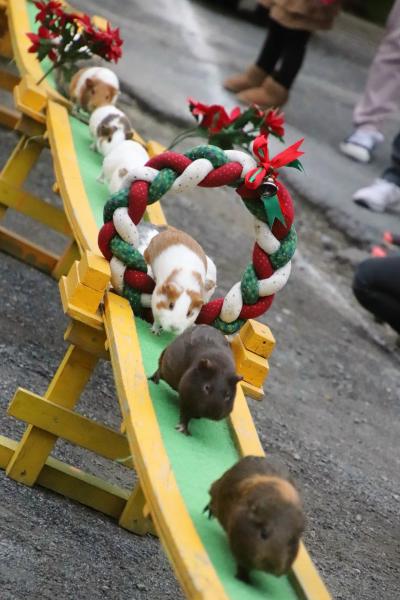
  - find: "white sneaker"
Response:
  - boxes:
[340,128,384,163]
[353,178,400,212]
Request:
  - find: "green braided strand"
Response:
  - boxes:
[213,317,244,335]
[103,189,129,223]
[110,236,147,271]
[185,145,228,168]
[270,226,297,270]
[148,168,177,203]
[242,198,268,224]
[241,264,259,304]
[123,285,143,316]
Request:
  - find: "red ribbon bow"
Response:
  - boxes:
[245,135,304,190]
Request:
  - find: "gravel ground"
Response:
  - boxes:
[0,99,399,600]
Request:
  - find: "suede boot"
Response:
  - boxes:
[223,65,266,93]
[237,76,289,109]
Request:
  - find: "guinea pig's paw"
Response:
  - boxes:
[96,172,105,184]
[175,422,191,436]
[236,566,251,584]
[202,503,213,519]
[151,322,163,335]
[89,142,96,151]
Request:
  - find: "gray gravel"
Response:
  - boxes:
[0,96,399,600]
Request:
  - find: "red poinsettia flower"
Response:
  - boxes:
[262,108,285,138]
[89,22,123,62]
[34,0,64,23]
[188,98,241,134]
[245,134,304,190]
[74,12,95,35]
[27,25,57,54]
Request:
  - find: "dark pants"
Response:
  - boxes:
[256,18,311,90]
[353,256,400,334]
[382,130,400,187]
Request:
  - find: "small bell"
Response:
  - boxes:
[259,176,277,197]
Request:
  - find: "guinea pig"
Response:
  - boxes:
[69,67,119,113]
[99,139,149,186]
[206,456,305,583]
[90,105,135,156]
[149,324,243,435]
[89,105,125,138]
[143,227,215,336]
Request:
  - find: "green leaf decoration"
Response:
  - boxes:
[261,193,285,229]
[287,159,304,172]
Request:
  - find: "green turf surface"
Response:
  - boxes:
[27,2,302,597]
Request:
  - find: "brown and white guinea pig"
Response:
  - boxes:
[149,324,242,435]
[89,105,134,156]
[69,67,119,113]
[143,227,216,336]
[206,456,305,583]
[99,139,149,189]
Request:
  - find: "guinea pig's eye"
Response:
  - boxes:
[91,88,95,95]
[186,309,193,318]
[203,384,211,394]
[106,94,111,101]
[168,302,175,310]
[289,536,298,547]
[260,527,270,540]
[108,137,112,143]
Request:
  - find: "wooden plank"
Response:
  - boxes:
[0,179,73,236]
[240,380,264,400]
[59,276,104,331]
[51,240,81,280]
[6,346,98,485]
[239,319,276,358]
[231,334,270,387]
[8,389,133,469]
[47,101,99,253]
[119,482,157,535]
[0,68,20,91]
[0,105,20,129]
[104,291,228,600]
[0,224,58,274]
[0,435,129,519]
[64,321,109,360]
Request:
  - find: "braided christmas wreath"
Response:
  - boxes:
[98,135,303,334]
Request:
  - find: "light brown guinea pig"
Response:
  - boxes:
[207,456,305,583]
[69,67,119,113]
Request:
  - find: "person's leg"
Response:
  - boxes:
[382,130,400,186]
[236,23,310,107]
[272,29,311,90]
[255,19,286,75]
[223,17,285,93]
[353,0,400,131]
[353,256,400,334]
[353,129,400,211]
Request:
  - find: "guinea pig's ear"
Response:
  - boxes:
[125,130,134,140]
[198,358,215,372]
[230,374,243,384]
[85,77,95,89]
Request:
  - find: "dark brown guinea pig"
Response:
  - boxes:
[149,324,242,435]
[207,456,305,583]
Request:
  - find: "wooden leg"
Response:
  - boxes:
[6,345,98,485]
[0,134,43,221]
[119,481,157,535]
